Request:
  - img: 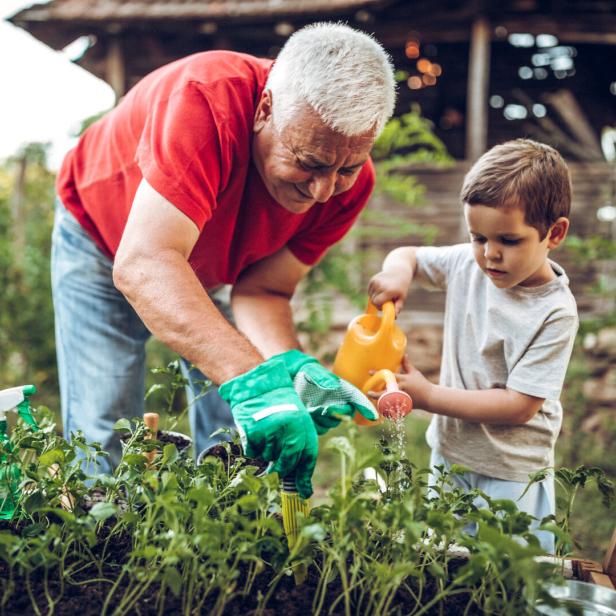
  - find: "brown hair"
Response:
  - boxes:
[461,139,572,239]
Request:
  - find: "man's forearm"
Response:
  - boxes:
[113,248,263,383]
[231,290,301,357]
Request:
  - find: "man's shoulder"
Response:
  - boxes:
[183,50,273,80]
[142,51,272,99]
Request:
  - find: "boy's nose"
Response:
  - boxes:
[484,242,501,261]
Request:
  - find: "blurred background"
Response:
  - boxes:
[1,0,615,560]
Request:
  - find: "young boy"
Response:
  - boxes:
[368,139,578,553]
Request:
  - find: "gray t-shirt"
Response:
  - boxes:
[416,243,578,482]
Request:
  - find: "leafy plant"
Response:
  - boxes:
[0,397,611,615]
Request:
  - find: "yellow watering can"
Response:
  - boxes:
[333,300,412,424]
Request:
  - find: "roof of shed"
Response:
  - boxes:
[9,0,384,22]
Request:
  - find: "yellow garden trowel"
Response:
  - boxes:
[281,476,310,585]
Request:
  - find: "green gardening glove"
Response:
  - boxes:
[218,358,318,499]
[272,350,379,435]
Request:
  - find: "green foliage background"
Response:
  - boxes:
[0,144,56,408]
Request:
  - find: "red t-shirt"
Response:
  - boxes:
[57,51,375,289]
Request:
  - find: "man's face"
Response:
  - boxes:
[252,91,375,214]
[464,203,558,288]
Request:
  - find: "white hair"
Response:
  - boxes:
[266,22,396,137]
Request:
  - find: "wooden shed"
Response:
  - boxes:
[9,0,616,161]
[8,0,616,323]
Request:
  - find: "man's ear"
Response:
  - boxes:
[253,89,273,133]
[547,217,570,249]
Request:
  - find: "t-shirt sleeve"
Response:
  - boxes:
[415,244,469,290]
[136,82,222,230]
[507,314,578,400]
[287,160,375,265]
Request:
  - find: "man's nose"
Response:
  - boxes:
[309,172,337,203]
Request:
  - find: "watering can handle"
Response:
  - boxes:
[366,300,396,342]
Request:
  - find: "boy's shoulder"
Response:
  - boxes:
[523,259,578,320]
[416,243,474,268]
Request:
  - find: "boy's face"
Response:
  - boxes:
[464,203,565,288]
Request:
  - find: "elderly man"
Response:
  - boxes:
[51,22,396,498]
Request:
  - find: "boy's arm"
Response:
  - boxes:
[368,247,418,314]
[396,358,544,425]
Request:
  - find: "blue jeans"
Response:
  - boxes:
[429,449,556,553]
[50,200,235,472]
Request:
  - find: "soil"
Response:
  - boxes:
[120,430,192,452]
[0,553,482,616]
[157,430,192,451]
[199,441,270,476]
[80,486,129,515]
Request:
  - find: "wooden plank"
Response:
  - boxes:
[603,527,616,585]
[543,90,604,161]
[576,558,604,582]
[106,36,126,102]
[465,16,491,161]
[589,571,616,589]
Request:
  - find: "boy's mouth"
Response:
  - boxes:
[486,267,506,278]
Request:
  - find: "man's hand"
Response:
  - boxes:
[218,358,317,499]
[273,350,378,433]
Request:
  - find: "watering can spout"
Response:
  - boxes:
[332,301,411,424]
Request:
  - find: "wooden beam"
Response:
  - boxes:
[466,15,490,161]
[106,36,125,102]
[604,526,616,585]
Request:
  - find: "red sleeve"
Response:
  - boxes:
[287,159,375,265]
[136,82,221,230]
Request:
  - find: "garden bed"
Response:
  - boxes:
[0,411,614,615]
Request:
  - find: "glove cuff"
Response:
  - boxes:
[270,349,314,374]
[219,359,292,405]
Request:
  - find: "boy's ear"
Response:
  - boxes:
[547,217,570,249]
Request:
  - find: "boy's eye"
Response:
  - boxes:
[471,235,486,243]
[501,238,521,245]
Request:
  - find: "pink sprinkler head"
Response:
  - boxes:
[377,389,413,420]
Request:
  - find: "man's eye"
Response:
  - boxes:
[338,168,358,177]
[297,159,316,171]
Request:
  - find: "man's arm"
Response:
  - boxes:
[113,179,263,384]
[231,247,311,357]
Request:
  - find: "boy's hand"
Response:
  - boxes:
[393,356,434,411]
[368,267,412,315]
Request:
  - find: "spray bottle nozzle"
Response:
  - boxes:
[0,386,38,520]
[0,385,38,430]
